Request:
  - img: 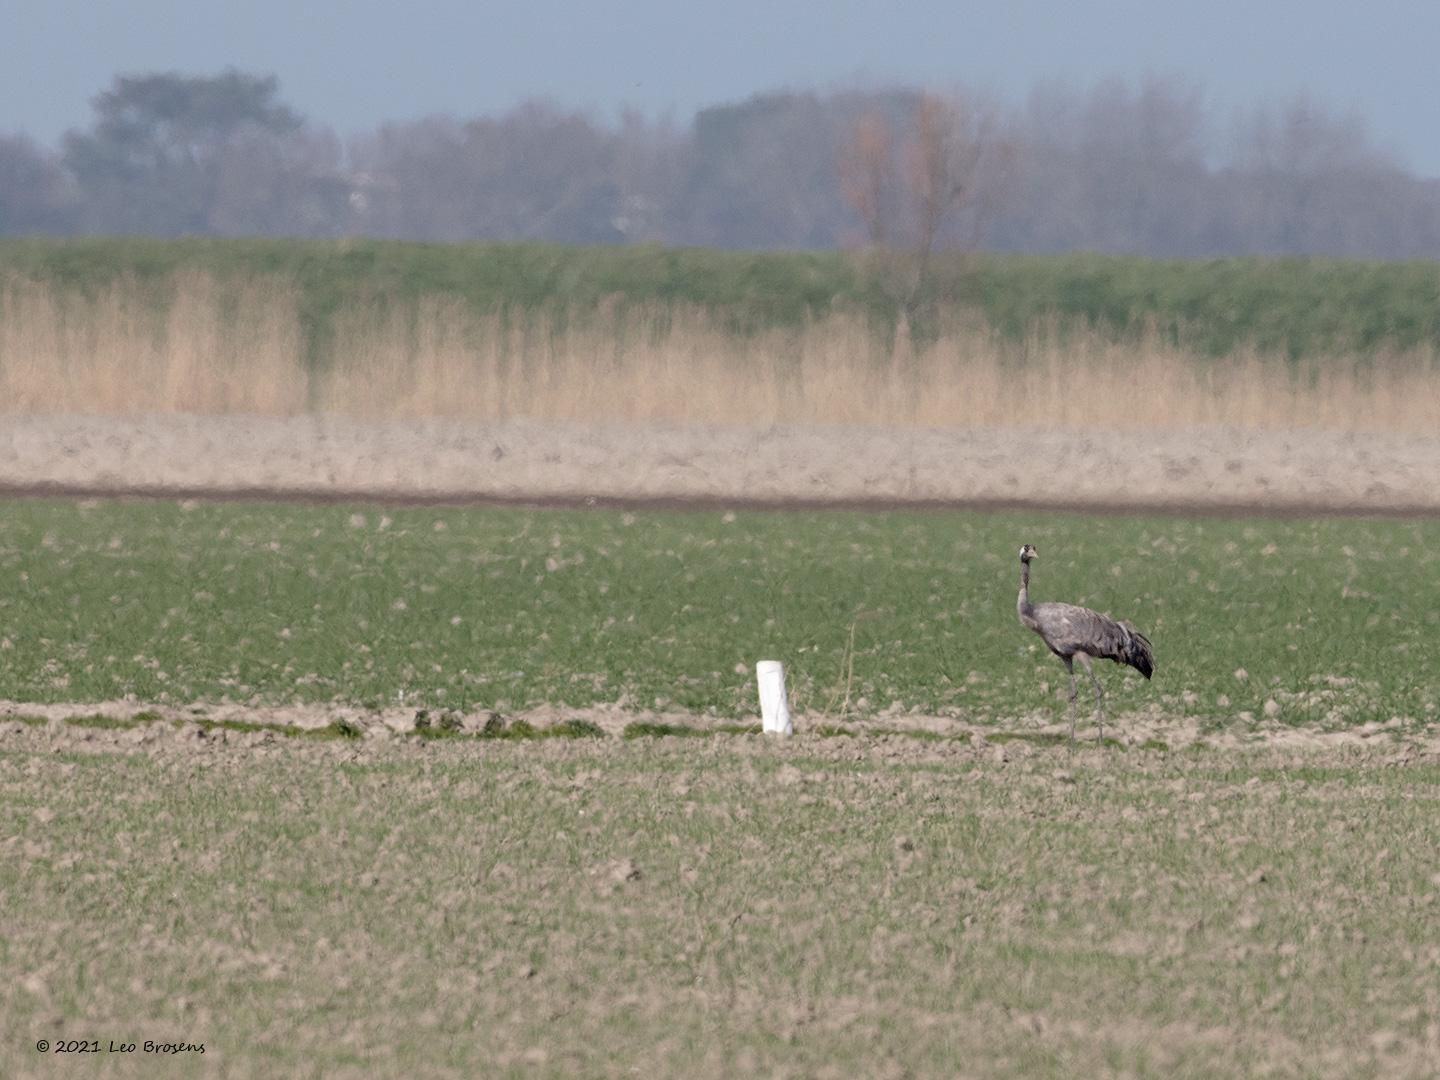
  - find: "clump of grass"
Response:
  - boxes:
[481,712,507,736]
[718,723,764,735]
[864,726,948,742]
[412,727,465,741]
[622,721,762,739]
[811,724,858,738]
[550,718,605,738]
[473,717,557,740]
[622,721,695,739]
[985,731,1075,747]
[64,713,138,731]
[415,715,607,741]
[313,718,363,740]
[197,717,299,739]
[412,708,465,733]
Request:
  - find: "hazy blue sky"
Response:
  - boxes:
[6,0,1440,174]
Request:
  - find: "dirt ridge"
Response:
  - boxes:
[5,698,1438,755]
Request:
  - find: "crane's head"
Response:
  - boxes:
[1019,544,1038,563]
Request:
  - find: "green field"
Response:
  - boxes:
[0,499,1435,734]
[3,730,1438,1078]
[5,236,1440,360]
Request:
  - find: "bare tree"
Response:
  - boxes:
[839,111,891,248]
[839,92,1015,366]
[1222,94,1410,257]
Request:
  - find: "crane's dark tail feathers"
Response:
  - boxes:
[1118,621,1154,680]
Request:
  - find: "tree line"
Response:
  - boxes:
[3,69,1439,259]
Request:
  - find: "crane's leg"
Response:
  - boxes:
[1062,655,1077,745]
[1076,653,1105,744]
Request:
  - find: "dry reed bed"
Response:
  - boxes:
[3,272,1439,433]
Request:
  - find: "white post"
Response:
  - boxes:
[756,660,793,736]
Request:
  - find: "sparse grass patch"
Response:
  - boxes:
[2,735,1437,1078]
[196,717,302,739]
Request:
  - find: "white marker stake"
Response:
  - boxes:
[756,660,793,736]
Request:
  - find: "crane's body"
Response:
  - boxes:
[1016,544,1153,743]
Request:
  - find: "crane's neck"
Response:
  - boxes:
[1018,562,1035,621]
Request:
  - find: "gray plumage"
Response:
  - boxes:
[1015,543,1153,743]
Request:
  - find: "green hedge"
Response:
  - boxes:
[4,237,1439,360]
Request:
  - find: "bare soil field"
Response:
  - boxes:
[4,721,1439,1078]
[3,414,1440,514]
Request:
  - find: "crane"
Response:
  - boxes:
[1015,544,1153,744]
